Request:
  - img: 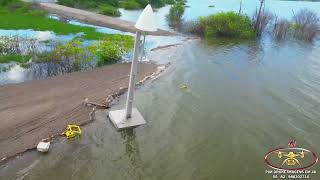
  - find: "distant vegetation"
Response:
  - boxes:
[166,1,186,28]
[57,0,181,17]
[89,35,134,66]
[273,9,319,41]
[0,35,134,72]
[182,0,319,41]
[0,0,135,74]
[0,54,32,64]
[184,12,255,39]
[38,36,133,72]
[99,4,121,16]
[0,0,107,39]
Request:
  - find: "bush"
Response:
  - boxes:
[272,9,319,41]
[149,0,165,8]
[292,9,319,41]
[58,0,97,9]
[27,9,47,17]
[121,1,141,10]
[0,0,19,6]
[273,18,291,40]
[166,2,185,27]
[164,0,175,4]
[99,4,121,17]
[89,35,134,66]
[198,12,255,39]
[47,40,88,70]
[134,0,148,7]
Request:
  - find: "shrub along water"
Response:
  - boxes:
[273,9,319,41]
[89,35,134,66]
[166,1,186,28]
[181,0,319,42]
[189,12,256,39]
[0,54,32,64]
[99,4,121,16]
[0,0,135,69]
[120,1,141,10]
[1,35,134,77]
[0,0,108,40]
[57,0,180,16]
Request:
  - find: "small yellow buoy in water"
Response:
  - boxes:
[63,125,81,139]
[180,85,188,90]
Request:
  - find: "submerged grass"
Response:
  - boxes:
[0,54,31,63]
[0,11,106,40]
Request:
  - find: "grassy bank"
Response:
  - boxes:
[185,12,256,39]
[0,54,31,64]
[57,0,180,17]
[0,0,135,67]
[0,0,111,40]
[0,11,106,40]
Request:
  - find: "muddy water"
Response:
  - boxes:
[1,0,320,179]
[2,38,320,179]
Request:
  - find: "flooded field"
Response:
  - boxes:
[1,0,320,179]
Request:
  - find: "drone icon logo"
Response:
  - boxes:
[264,140,318,170]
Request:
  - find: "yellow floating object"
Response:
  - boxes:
[63,124,81,139]
[180,85,188,90]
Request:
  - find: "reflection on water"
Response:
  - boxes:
[120,129,143,180]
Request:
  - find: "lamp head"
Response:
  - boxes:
[135,4,158,32]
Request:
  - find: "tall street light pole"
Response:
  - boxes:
[125,31,141,118]
[109,5,157,130]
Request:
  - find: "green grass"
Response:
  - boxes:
[99,4,121,16]
[0,10,106,40]
[0,54,32,63]
[120,1,141,10]
[198,12,256,39]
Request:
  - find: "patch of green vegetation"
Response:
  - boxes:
[0,54,32,63]
[99,4,121,16]
[0,12,107,40]
[36,35,134,68]
[198,12,255,39]
[89,35,134,66]
[120,1,141,10]
[164,0,176,4]
[0,0,136,67]
[0,0,108,40]
[57,0,180,13]
[166,1,185,27]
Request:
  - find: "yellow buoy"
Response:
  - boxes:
[63,125,81,139]
[180,85,188,90]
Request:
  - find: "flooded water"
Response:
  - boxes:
[1,0,320,179]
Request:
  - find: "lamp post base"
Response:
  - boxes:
[108,108,146,130]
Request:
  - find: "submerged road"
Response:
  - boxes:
[0,62,157,160]
[37,3,176,36]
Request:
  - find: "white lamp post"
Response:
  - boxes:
[109,5,158,130]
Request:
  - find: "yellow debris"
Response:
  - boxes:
[63,125,81,139]
[180,85,188,90]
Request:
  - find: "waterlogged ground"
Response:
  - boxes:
[0,15,183,85]
[1,0,320,179]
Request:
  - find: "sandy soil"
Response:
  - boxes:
[0,62,157,160]
[36,3,176,36]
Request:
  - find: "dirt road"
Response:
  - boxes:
[37,3,175,36]
[0,62,157,160]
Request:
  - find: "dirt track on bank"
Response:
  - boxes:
[36,3,175,36]
[0,62,157,160]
